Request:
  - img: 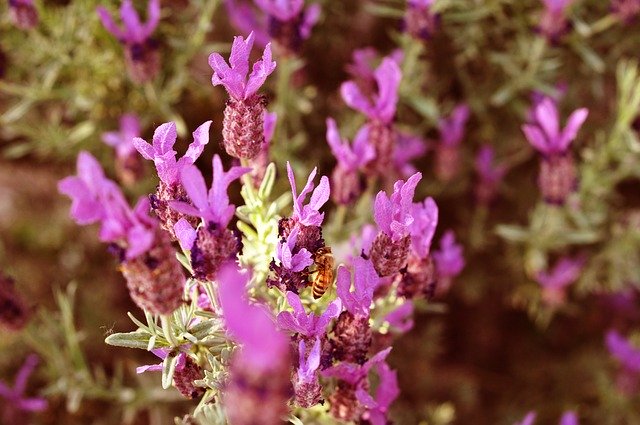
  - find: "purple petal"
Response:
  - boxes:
[16,397,48,412]
[522,124,551,154]
[152,122,178,156]
[306,176,330,214]
[136,363,163,374]
[245,42,276,99]
[132,137,155,160]
[97,6,125,39]
[535,97,560,140]
[229,32,253,83]
[179,165,210,215]
[341,81,374,118]
[356,388,377,408]
[180,121,212,166]
[14,355,38,394]
[559,411,579,425]
[374,58,402,123]
[174,218,197,251]
[120,0,145,43]
[558,108,588,151]
[141,0,161,40]
[169,201,203,218]
[264,111,277,144]
[300,3,321,39]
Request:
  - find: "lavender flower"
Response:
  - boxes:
[475,145,506,205]
[435,104,470,182]
[224,0,271,47]
[560,411,579,425]
[606,330,640,372]
[345,48,403,100]
[369,172,422,277]
[522,97,588,204]
[8,0,38,30]
[209,32,276,159]
[294,338,322,407]
[254,0,321,55]
[356,362,400,425]
[433,230,465,292]
[169,155,249,281]
[326,118,374,204]
[394,132,428,178]
[341,57,402,176]
[514,412,537,425]
[0,355,47,423]
[535,256,584,306]
[0,274,29,331]
[275,228,314,273]
[102,114,143,185]
[384,302,414,333]
[136,350,204,399]
[538,0,574,42]
[218,262,292,425]
[133,121,211,238]
[336,257,379,319]
[97,0,161,83]
[286,162,330,228]
[611,0,640,23]
[277,291,342,338]
[404,0,439,40]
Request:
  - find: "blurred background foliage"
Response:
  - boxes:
[1,0,640,423]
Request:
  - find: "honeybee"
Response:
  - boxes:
[310,246,334,299]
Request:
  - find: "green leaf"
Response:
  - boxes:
[105,331,152,350]
[190,319,224,340]
[162,353,179,389]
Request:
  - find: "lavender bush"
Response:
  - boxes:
[1,0,640,424]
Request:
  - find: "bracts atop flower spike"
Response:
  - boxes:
[209,32,276,160]
[218,263,292,425]
[169,154,250,281]
[102,114,144,186]
[254,0,321,55]
[606,329,640,394]
[535,256,584,306]
[269,163,330,294]
[133,121,211,240]
[58,152,185,315]
[403,0,440,40]
[432,230,465,295]
[97,0,161,83]
[341,57,402,178]
[522,96,588,204]
[8,0,38,30]
[325,118,375,205]
[435,104,470,182]
[537,0,575,43]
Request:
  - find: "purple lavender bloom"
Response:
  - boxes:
[224,0,271,47]
[356,362,400,425]
[218,262,289,369]
[346,48,403,86]
[341,58,402,124]
[255,0,304,21]
[476,145,506,185]
[559,411,579,425]
[374,172,422,242]
[404,0,439,40]
[538,0,574,42]
[277,291,341,338]
[170,154,250,228]
[536,256,584,306]
[394,132,428,178]
[336,257,379,318]
[408,196,438,259]
[174,218,197,251]
[286,162,330,227]
[102,114,140,160]
[297,337,321,383]
[58,152,156,259]
[522,97,588,156]
[606,329,640,372]
[384,302,414,333]
[514,412,537,425]
[254,0,320,53]
[275,227,314,272]
[439,104,470,147]
[97,0,160,44]
[136,348,186,374]
[433,230,465,279]
[0,355,47,423]
[133,121,211,186]
[208,32,276,101]
[8,0,38,30]
[611,0,640,22]
[321,347,392,384]
[326,118,375,172]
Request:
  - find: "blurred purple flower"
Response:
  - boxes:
[611,0,640,22]
[102,114,140,159]
[514,412,537,425]
[439,104,470,147]
[133,121,211,186]
[384,301,414,333]
[522,97,588,155]
[224,0,270,47]
[394,132,428,178]
[297,338,321,384]
[0,355,47,422]
[538,0,574,41]
[322,347,392,384]
[8,0,38,30]
[408,196,439,259]
[341,58,402,124]
[286,162,330,227]
[536,256,584,289]
[404,0,439,40]
[277,291,342,338]
[433,230,465,279]
[336,257,379,318]
[170,154,249,228]
[208,32,276,101]
[356,362,400,425]
[275,227,314,272]
[559,411,579,425]
[606,329,640,372]
[97,0,160,44]
[326,118,375,172]
[136,348,186,374]
[218,262,289,369]
[374,172,422,242]
[476,145,506,185]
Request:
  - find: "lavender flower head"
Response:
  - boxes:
[326,118,374,204]
[356,362,400,425]
[277,291,342,338]
[0,355,47,423]
[409,196,439,259]
[8,0,38,30]
[538,0,575,42]
[97,0,161,83]
[433,230,465,279]
[611,0,640,23]
[254,0,321,54]
[560,411,579,425]
[102,114,143,185]
[475,145,506,204]
[286,162,330,227]
[606,330,640,372]
[294,338,322,407]
[435,104,470,182]
[535,256,584,306]
[224,0,271,48]
[384,302,414,333]
[394,132,428,178]
[209,32,276,159]
[404,0,439,40]
[337,257,380,318]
